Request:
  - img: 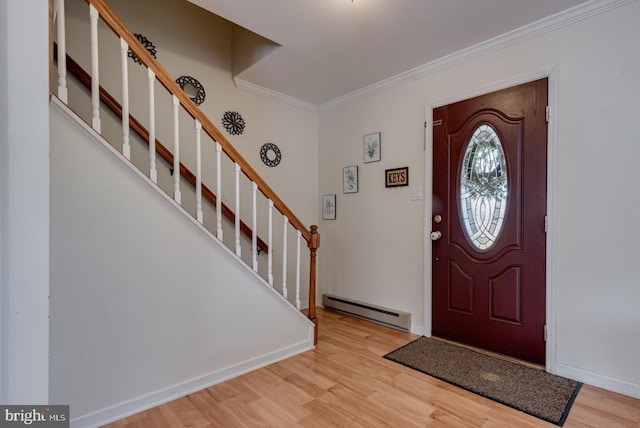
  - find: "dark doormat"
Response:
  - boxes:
[384,337,581,426]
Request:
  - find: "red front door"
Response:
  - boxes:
[432,79,548,365]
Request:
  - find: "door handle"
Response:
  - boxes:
[430,231,442,241]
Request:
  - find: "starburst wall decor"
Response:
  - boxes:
[128,33,157,65]
[221,111,246,135]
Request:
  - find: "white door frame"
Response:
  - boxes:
[423,66,559,373]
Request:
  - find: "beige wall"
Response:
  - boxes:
[50,101,313,424]
[58,0,640,400]
[318,1,640,398]
[62,0,319,303]
[65,0,318,220]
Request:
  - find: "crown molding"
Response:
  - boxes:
[317,0,635,112]
[233,77,318,113]
[233,0,635,113]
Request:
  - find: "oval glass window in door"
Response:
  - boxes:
[460,124,508,251]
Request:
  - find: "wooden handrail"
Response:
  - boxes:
[71,0,318,342]
[85,0,312,244]
[53,43,269,254]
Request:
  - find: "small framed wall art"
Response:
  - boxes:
[385,167,409,188]
[343,166,358,193]
[364,132,381,163]
[322,194,336,220]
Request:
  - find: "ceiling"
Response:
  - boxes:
[187,0,592,106]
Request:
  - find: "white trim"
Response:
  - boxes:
[545,67,561,375]
[423,66,560,372]
[427,68,556,109]
[410,324,426,336]
[555,363,640,399]
[423,107,433,339]
[71,338,314,428]
[317,0,632,112]
[231,0,632,112]
[423,101,433,342]
[234,77,318,112]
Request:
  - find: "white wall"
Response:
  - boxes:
[49,101,313,426]
[0,0,50,404]
[318,1,640,398]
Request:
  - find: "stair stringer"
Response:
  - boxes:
[49,97,314,428]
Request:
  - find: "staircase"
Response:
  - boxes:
[50,0,319,426]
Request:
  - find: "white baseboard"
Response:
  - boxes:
[410,324,425,336]
[554,363,640,400]
[70,339,314,428]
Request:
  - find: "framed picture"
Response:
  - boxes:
[364,132,381,163]
[385,167,409,188]
[343,166,358,193]
[322,194,336,220]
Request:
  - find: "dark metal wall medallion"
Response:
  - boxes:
[260,143,282,167]
[222,111,246,135]
[176,75,205,106]
[128,33,157,65]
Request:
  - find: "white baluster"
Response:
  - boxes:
[55,0,68,103]
[252,182,258,272]
[120,38,130,160]
[172,95,181,204]
[295,230,301,310]
[89,4,101,132]
[216,142,223,240]
[195,120,203,224]
[234,163,241,257]
[148,69,157,183]
[268,200,274,286]
[282,216,288,299]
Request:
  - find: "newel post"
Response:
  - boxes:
[307,225,320,345]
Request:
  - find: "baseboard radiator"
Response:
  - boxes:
[322,294,411,332]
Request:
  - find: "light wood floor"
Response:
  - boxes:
[107,308,640,427]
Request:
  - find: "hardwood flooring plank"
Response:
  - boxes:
[187,390,248,428]
[202,376,261,405]
[572,385,640,424]
[237,376,313,422]
[316,384,414,427]
[217,396,270,427]
[104,308,640,427]
[300,398,366,428]
[245,397,300,427]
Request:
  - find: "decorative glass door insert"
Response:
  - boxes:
[459,124,508,251]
